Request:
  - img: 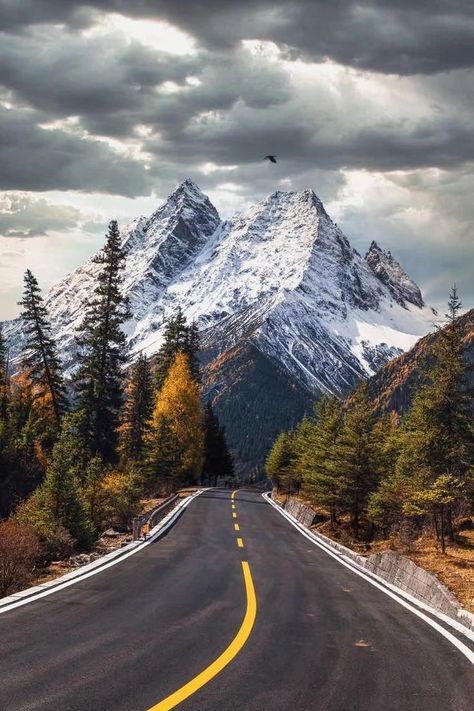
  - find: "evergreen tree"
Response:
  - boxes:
[265,431,297,493]
[147,352,204,491]
[75,221,130,462]
[154,308,200,390]
[333,385,378,539]
[146,414,183,494]
[119,354,154,461]
[19,414,95,548]
[396,286,473,552]
[203,401,234,486]
[18,270,66,427]
[83,455,104,529]
[300,397,344,529]
[0,324,9,423]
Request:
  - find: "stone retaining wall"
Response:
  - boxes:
[279,493,474,634]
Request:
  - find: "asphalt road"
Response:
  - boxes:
[1,489,473,711]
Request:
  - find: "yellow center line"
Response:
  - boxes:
[148,561,257,710]
[234,523,240,531]
[232,512,237,519]
[231,504,235,510]
[236,538,244,548]
[231,489,238,501]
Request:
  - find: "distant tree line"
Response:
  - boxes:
[266,287,473,552]
[0,220,233,594]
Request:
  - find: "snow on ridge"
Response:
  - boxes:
[3,180,436,396]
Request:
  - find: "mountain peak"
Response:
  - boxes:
[266,187,328,216]
[169,178,209,204]
[365,240,424,309]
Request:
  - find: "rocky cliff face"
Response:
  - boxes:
[3,180,438,471]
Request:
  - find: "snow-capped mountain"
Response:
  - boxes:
[3,180,437,470]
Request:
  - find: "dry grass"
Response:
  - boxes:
[324,522,474,612]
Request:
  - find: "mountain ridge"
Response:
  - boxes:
[2,179,438,470]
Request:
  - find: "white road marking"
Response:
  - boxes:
[263,492,474,664]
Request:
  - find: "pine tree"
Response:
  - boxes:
[203,401,234,486]
[83,455,104,528]
[146,414,183,494]
[20,414,95,548]
[333,385,378,540]
[119,354,154,462]
[75,221,130,462]
[154,309,200,390]
[0,324,9,423]
[300,397,344,529]
[18,270,66,428]
[396,286,473,552]
[265,431,297,493]
[147,352,204,491]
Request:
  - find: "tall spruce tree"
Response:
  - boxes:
[396,286,473,552]
[17,413,95,549]
[119,354,154,462]
[0,324,8,423]
[203,401,234,486]
[300,397,344,529]
[154,308,200,390]
[75,221,130,462]
[18,270,66,427]
[146,414,183,495]
[265,431,297,493]
[333,385,378,539]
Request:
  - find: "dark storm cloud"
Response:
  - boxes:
[0,27,200,138]
[145,97,474,175]
[1,1,474,75]
[0,194,85,238]
[0,107,152,195]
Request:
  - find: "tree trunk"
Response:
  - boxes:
[440,504,446,554]
[447,505,455,542]
[433,512,440,540]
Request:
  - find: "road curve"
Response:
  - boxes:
[1,489,473,710]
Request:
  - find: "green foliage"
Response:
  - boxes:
[266,430,298,492]
[203,401,234,485]
[147,353,204,493]
[393,286,474,550]
[331,385,379,539]
[16,414,95,549]
[74,221,130,462]
[154,308,200,390]
[18,269,66,428]
[299,397,344,528]
[119,354,154,462]
[0,324,8,422]
[146,413,183,494]
[91,468,142,530]
[0,372,45,517]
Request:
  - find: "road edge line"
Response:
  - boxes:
[0,489,208,615]
[147,560,257,710]
[262,492,474,664]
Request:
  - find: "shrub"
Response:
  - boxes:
[94,470,142,531]
[15,491,78,561]
[0,519,41,596]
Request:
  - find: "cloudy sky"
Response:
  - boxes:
[0,0,473,319]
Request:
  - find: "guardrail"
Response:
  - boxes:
[132,494,180,540]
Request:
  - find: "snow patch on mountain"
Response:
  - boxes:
[3,180,436,398]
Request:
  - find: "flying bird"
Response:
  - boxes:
[264,155,277,163]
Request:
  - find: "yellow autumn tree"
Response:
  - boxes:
[147,352,204,492]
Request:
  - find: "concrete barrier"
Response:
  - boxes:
[279,494,474,634]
